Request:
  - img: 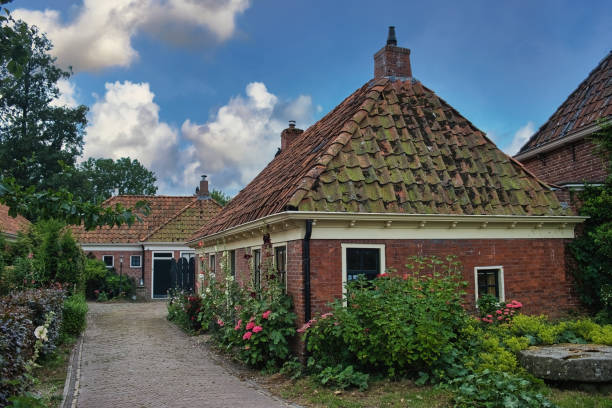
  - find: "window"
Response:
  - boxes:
[274,246,287,288]
[253,249,261,290]
[209,254,216,274]
[475,266,505,302]
[346,248,380,281]
[229,250,236,278]
[102,255,114,268]
[181,252,195,261]
[130,255,141,268]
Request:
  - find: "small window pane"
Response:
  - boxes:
[275,246,287,288]
[210,254,216,274]
[103,255,113,267]
[253,249,261,290]
[130,256,141,267]
[477,268,500,298]
[229,250,236,277]
[154,252,173,258]
[346,248,379,281]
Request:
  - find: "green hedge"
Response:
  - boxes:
[61,293,88,337]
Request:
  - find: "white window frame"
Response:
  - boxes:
[102,255,114,268]
[180,251,195,261]
[209,253,216,274]
[130,255,142,268]
[341,243,386,301]
[474,265,505,304]
[272,243,288,290]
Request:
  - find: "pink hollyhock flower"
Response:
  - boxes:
[487,314,493,318]
[27,253,33,259]
[252,325,263,333]
[246,321,255,331]
[297,322,312,333]
[497,316,503,320]
[262,310,272,319]
[496,310,502,314]
[217,319,224,327]
[243,331,252,340]
[234,319,242,331]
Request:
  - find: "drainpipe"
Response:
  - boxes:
[303,220,312,322]
[140,244,145,287]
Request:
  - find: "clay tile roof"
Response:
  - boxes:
[518,50,612,155]
[192,77,569,240]
[72,195,222,244]
[0,204,31,237]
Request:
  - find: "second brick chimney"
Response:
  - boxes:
[280,120,304,151]
[197,175,209,200]
[374,26,412,79]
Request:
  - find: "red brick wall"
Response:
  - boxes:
[520,139,608,185]
[306,238,576,317]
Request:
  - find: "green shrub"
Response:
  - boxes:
[61,294,88,337]
[166,290,203,333]
[303,255,468,378]
[83,259,135,300]
[449,370,554,408]
[314,364,369,391]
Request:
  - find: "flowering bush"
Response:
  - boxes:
[166,289,204,333]
[302,255,469,377]
[477,295,522,325]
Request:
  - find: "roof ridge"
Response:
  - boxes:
[285,80,388,208]
[140,197,198,241]
[518,50,612,154]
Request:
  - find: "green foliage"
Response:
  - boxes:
[570,120,612,315]
[314,364,369,392]
[0,19,87,192]
[61,293,87,337]
[476,293,500,315]
[82,258,135,300]
[279,359,304,381]
[210,189,232,206]
[303,255,468,378]
[69,157,158,203]
[449,370,554,408]
[166,290,204,333]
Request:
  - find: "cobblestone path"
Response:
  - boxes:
[76,302,291,408]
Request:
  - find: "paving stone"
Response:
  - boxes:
[76,302,290,408]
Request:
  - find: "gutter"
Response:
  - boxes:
[140,244,145,287]
[303,220,312,322]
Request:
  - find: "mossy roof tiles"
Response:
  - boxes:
[73,195,222,244]
[518,50,612,154]
[193,77,569,239]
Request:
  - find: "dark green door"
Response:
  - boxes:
[153,252,173,298]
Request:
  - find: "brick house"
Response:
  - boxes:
[188,28,585,323]
[73,177,222,299]
[0,204,30,242]
[514,50,611,205]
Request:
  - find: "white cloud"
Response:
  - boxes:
[84,80,315,195]
[181,82,316,192]
[13,0,250,71]
[504,121,535,156]
[50,79,78,108]
[83,81,184,193]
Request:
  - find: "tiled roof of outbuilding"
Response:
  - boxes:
[518,50,612,155]
[193,77,568,239]
[73,195,222,243]
[0,204,31,237]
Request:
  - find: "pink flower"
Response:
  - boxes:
[246,321,255,330]
[321,312,333,319]
[262,310,272,319]
[496,310,502,314]
[217,318,224,327]
[27,253,33,259]
[377,272,389,278]
[487,314,493,318]
[243,331,252,340]
[297,322,311,333]
[252,325,263,333]
[234,319,242,331]
[497,316,503,320]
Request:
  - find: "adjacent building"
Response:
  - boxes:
[73,177,222,299]
[189,28,585,321]
[0,204,30,242]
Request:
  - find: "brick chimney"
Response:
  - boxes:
[280,120,304,151]
[197,175,209,200]
[374,26,412,79]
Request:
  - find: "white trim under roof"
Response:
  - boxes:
[190,211,587,250]
[513,122,606,161]
[80,242,192,252]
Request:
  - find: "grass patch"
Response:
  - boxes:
[28,338,76,407]
[275,377,452,408]
[271,375,612,408]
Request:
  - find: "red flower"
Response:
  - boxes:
[377,272,389,278]
[217,318,224,327]
[246,321,255,330]
[252,325,263,333]
[198,241,203,247]
[234,319,242,331]
[262,310,272,319]
[496,310,502,314]
[243,331,253,340]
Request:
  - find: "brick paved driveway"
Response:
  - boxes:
[76,302,291,408]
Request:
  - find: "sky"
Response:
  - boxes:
[8,0,612,196]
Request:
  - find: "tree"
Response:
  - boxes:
[211,189,232,206]
[67,157,158,203]
[570,120,612,321]
[0,19,88,191]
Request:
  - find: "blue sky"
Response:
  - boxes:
[9,0,612,195]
